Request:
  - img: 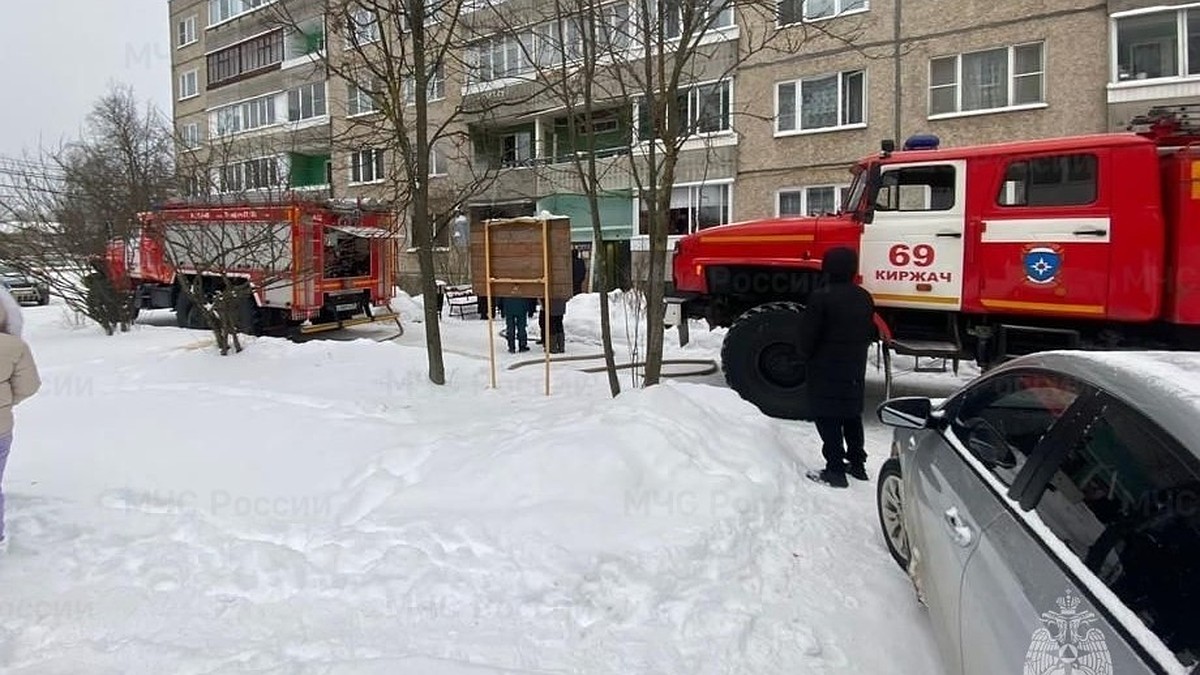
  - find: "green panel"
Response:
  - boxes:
[538,193,633,242]
[290,153,329,187]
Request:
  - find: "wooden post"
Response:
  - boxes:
[542,217,551,397]
[485,219,496,389]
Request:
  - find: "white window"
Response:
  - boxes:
[348,8,380,47]
[778,0,866,25]
[211,94,277,137]
[351,148,386,183]
[601,2,633,51]
[430,142,448,176]
[208,0,271,26]
[663,0,734,39]
[180,123,201,149]
[637,79,733,139]
[178,70,199,100]
[638,182,732,235]
[500,131,534,167]
[403,64,445,104]
[177,15,197,47]
[777,185,850,216]
[347,80,379,116]
[216,157,280,193]
[288,82,327,121]
[469,32,535,84]
[776,69,864,133]
[1113,7,1200,81]
[929,42,1044,116]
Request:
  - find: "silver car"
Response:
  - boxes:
[875,350,1200,675]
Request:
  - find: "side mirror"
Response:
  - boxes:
[962,418,1017,469]
[877,396,934,430]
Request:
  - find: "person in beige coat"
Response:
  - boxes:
[0,301,39,550]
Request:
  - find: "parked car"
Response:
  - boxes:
[0,265,49,305]
[875,350,1200,675]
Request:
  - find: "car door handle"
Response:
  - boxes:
[1072,228,1107,236]
[943,507,973,547]
[936,231,962,238]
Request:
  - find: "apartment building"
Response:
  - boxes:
[168,0,1200,288]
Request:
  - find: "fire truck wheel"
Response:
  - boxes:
[722,301,812,420]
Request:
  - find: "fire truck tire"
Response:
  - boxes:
[721,301,812,420]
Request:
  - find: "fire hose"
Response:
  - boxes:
[504,352,719,378]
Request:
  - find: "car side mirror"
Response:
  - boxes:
[962,418,1017,469]
[877,396,934,430]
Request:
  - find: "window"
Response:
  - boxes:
[778,0,866,26]
[535,16,585,65]
[430,142,448,176]
[637,79,732,139]
[209,0,272,26]
[930,42,1043,116]
[948,370,1086,487]
[638,182,732,236]
[180,123,201,149]
[1032,396,1200,666]
[403,64,445,104]
[347,80,379,116]
[288,82,327,122]
[601,2,633,51]
[351,148,386,183]
[997,154,1098,207]
[211,94,277,137]
[500,132,534,167]
[663,0,734,39]
[206,30,284,88]
[216,157,280,193]
[469,32,535,84]
[778,185,851,216]
[1114,7,1200,81]
[347,8,380,47]
[777,70,864,133]
[178,70,199,100]
[873,164,956,212]
[177,15,197,47]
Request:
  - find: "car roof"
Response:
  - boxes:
[989,350,1200,454]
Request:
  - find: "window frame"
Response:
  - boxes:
[776,184,852,216]
[635,180,733,237]
[350,148,386,185]
[178,70,199,100]
[927,41,1046,119]
[776,0,868,28]
[178,15,198,48]
[180,122,202,150]
[995,152,1100,209]
[287,82,328,122]
[775,69,866,135]
[1111,5,1200,83]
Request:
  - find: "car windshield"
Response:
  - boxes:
[843,164,869,214]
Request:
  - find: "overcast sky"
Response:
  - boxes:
[0,0,171,158]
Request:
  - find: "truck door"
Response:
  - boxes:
[974,150,1111,318]
[860,160,966,311]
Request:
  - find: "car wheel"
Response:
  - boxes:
[876,457,911,570]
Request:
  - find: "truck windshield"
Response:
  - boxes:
[842,165,869,215]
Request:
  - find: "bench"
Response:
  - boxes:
[443,283,478,318]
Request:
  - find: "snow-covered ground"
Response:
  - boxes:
[0,292,976,674]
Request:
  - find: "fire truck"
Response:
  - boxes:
[100,200,402,338]
[666,105,1200,420]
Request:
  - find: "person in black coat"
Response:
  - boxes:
[572,249,587,295]
[798,246,876,488]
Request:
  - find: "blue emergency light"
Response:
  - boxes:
[903,134,940,151]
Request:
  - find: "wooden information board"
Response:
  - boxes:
[470,216,573,299]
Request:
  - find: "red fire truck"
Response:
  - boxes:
[101,200,402,338]
[666,105,1200,420]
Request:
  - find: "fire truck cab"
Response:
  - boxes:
[668,106,1200,420]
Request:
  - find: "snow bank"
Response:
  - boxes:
[0,295,947,674]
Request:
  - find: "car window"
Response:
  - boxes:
[949,370,1084,486]
[1033,397,1200,667]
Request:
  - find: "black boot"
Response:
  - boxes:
[806,468,848,488]
[845,462,869,481]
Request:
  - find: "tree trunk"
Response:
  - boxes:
[642,152,677,386]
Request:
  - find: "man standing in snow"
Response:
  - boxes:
[500,296,534,353]
[799,247,875,488]
[0,301,40,552]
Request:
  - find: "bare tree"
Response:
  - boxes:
[0,84,174,335]
[268,0,541,385]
